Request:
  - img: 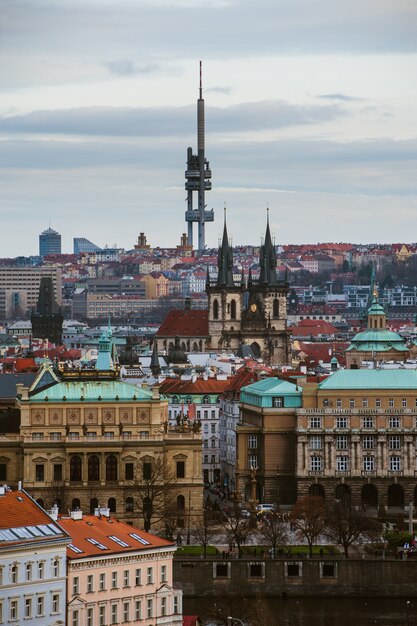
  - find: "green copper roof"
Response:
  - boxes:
[29,379,153,402]
[240,377,302,408]
[319,369,417,390]
[347,329,408,352]
[368,298,386,315]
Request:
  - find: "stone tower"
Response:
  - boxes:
[31,276,63,345]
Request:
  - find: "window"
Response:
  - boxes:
[362,398,368,408]
[99,573,106,591]
[38,561,44,580]
[37,595,44,617]
[25,597,32,618]
[70,455,82,481]
[161,597,167,617]
[272,397,284,408]
[336,456,349,471]
[147,599,153,619]
[147,567,153,584]
[310,456,323,471]
[0,463,6,481]
[87,608,94,626]
[125,462,134,480]
[26,562,32,581]
[309,417,321,429]
[389,416,400,428]
[135,600,142,620]
[72,610,79,626]
[106,455,118,481]
[390,456,401,471]
[363,456,375,471]
[135,568,142,586]
[10,599,18,621]
[87,574,94,593]
[248,454,258,469]
[176,461,185,478]
[99,606,106,626]
[73,576,80,595]
[389,435,401,450]
[161,565,167,582]
[123,570,130,587]
[202,395,210,404]
[362,436,375,450]
[111,571,118,589]
[123,601,130,622]
[52,594,60,613]
[336,398,342,408]
[336,435,348,450]
[309,436,322,450]
[52,558,59,577]
[349,398,355,408]
[248,435,257,448]
[362,416,374,429]
[53,464,63,481]
[287,563,301,577]
[35,464,45,482]
[143,462,152,481]
[88,455,100,481]
[111,604,118,625]
[173,596,180,614]
[11,563,18,583]
[336,416,348,429]
[403,398,408,408]
[375,398,381,408]
[389,398,394,408]
[125,497,134,513]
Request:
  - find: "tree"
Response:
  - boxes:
[194,512,218,558]
[223,507,252,558]
[259,511,287,558]
[128,457,177,532]
[289,495,326,557]
[325,501,381,559]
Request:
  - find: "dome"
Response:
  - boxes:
[347,328,408,353]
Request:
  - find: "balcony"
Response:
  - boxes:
[361,470,376,477]
[309,470,324,477]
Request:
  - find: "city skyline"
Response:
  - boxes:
[1,0,416,256]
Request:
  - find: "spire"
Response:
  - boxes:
[95,326,114,371]
[216,206,235,288]
[258,207,279,286]
[150,340,161,377]
[205,265,210,290]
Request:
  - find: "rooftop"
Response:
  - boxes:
[319,369,417,390]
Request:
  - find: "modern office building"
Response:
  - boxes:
[73,238,101,254]
[0,266,62,318]
[39,227,61,257]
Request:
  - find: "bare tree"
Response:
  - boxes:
[127,457,178,532]
[259,511,287,558]
[290,495,326,557]
[194,513,218,558]
[325,501,381,559]
[223,508,252,558]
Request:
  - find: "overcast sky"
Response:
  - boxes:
[1,0,417,255]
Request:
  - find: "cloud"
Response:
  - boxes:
[206,86,233,95]
[103,60,164,76]
[317,93,366,102]
[0,100,344,137]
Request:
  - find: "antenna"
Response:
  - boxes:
[199,60,203,99]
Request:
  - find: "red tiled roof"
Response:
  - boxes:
[224,363,273,393]
[0,489,67,546]
[159,378,230,395]
[290,319,338,337]
[58,514,174,559]
[156,310,209,337]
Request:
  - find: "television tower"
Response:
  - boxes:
[184,61,214,252]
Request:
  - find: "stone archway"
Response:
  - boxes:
[309,483,325,499]
[335,483,351,508]
[388,484,404,508]
[361,483,378,509]
[251,342,261,358]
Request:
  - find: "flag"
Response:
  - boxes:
[188,403,196,420]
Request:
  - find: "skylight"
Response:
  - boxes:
[68,544,84,554]
[129,533,150,545]
[108,535,130,548]
[86,538,108,550]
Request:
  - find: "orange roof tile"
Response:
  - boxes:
[159,378,230,395]
[156,310,209,338]
[58,514,174,559]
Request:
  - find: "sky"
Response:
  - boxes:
[1,0,417,256]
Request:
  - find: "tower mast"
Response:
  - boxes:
[184,61,214,252]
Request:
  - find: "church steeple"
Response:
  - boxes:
[150,340,161,377]
[258,208,279,286]
[216,208,235,288]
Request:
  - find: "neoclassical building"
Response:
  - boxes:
[1,332,203,531]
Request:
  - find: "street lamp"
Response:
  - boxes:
[227,617,244,626]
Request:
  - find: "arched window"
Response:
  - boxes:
[176,495,185,512]
[202,395,210,404]
[70,456,82,482]
[106,455,118,482]
[125,497,134,513]
[273,298,279,318]
[230,299,236,320]
[309,484,325,499]
[185,396,192,404]
[88,455,100,481]
[213,299,219,320]
[192,342,199,352]
[172,395,179,404]
[108,497,116,513]
[72,498,81,510]
[90,498,98,514]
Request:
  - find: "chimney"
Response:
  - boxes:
[94,506,110,518]
[70,509,83,520]
[48,504,59,520]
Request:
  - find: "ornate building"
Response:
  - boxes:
[206,215,290,367]
[1,333,203,531]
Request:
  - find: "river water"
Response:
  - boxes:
[184,597,416,625]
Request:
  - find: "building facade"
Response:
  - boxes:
[39,228,61,258]
[0,266,62,318]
